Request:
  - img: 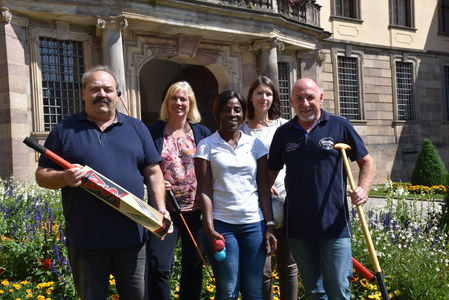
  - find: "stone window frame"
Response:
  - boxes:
[277,53,298,119]
[29,22,92,136]
[389,0,415,29]
[330,0,362,22]
[390,54,419,122]
[439,0,449,35]
[331,48,365,122]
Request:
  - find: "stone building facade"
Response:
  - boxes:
[0,0,448,184]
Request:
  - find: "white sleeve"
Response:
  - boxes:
[253,137,268,159]
[194,139,210,161]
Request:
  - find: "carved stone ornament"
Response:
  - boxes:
[18,16,30,27]
[0,7,13,24]
[96,16,128,36]
[253,37,285,52]
[96,17,107,30]
[175,34,201,59]
[270,37,285,51]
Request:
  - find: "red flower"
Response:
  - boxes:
[37,258,52,269]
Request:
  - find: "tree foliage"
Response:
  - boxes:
[411,138,449,187]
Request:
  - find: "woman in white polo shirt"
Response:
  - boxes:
[194,90,277,300]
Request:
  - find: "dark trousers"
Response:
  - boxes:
[263,226,298,300]
[147,210,203,300]
[68,243,147,300]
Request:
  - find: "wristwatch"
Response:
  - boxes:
[266,221,275,226]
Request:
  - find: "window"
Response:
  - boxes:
[277,62,292,119]
[39,37,84,131]
[390,0,414,28]
[334,0,360,19]
[441,0,449,33]
[445,66,449,120]
[337,56,361,120]
[395,61,415,120]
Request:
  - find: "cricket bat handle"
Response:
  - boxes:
[23,137,75,170]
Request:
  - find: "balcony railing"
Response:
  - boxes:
[220,0,321,27]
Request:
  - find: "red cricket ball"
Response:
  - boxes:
[214,239,225,252]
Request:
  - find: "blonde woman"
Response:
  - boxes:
[146,81,211,300]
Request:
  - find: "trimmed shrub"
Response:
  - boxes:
[441,180,449,232]
[411,138,449,187]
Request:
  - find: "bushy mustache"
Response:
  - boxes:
[93,97,111,105]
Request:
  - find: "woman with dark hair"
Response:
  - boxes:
[146,81,211,300]
[194,90,277,300]
[242,76,298,300]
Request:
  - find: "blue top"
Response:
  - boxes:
[147,120,212,153]
[39,111,161,249]
[268,110,368,239]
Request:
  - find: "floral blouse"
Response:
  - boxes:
[160,129,198,212]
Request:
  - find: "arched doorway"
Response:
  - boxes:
[139,59,219,131]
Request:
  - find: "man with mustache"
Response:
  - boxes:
[34,65,169,300]
[268,78,374,300]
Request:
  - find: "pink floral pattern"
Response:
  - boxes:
[160,129,198,212]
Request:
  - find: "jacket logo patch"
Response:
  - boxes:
[319,137,334,150]
[285,142,300,152]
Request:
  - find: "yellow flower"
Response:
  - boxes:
[9,289,15,292]
[37,295,45,300]
[1,280,9,286]
[26,294,33,298]
[26,289,32,293]
[360,278,368,287]
[21,281,29,286]
[15,298,22,300]
[0,290,4,294]
[111,295,120,300]
[13,283,21,290]
[46,288,52,295]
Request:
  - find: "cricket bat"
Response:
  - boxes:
[23,137,171,240]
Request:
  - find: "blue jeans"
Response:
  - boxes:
[147,210,203,300]
[289,238,352,300]
[204,220,266,300]
[68,243,147,300]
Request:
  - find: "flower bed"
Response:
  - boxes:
[1,178,448,299]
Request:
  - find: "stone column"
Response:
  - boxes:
[239,44,258,97]
[0,7,33,179]
[96,16,128,113]
[253,37,285,87]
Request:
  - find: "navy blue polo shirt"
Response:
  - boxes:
[268,110,368,240]
[39,111,161,249]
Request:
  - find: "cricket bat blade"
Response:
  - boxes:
[23,137,172,239]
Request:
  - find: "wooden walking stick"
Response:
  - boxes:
[334,143,390,300]
[167,190,215,283]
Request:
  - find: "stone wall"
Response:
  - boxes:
[319,45,449,184]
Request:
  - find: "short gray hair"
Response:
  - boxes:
[81,65,120,92]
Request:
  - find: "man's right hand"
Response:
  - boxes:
[62,164,87,187]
